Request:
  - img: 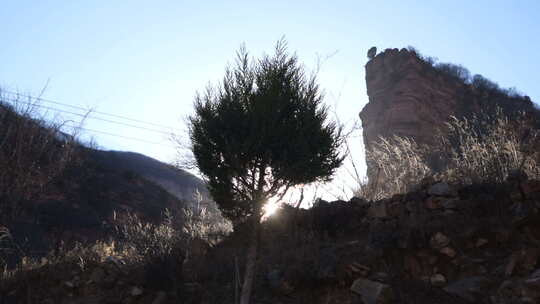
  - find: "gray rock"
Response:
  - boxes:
[369,219,399,249]
[105,255,125,266]
[130,286,143,296]
[152,291,167,304]
[439,246,457,258]
[430,232,450,250]
[443,276,491,302]
[529,268,540,279]
[370,272,389,283]
[428,182,456,197]
[350,196,369,207]
[350,278,393,304]
[430,274,447,287]
[64,281,75,288]
[317,247,338,280]
[441,198,458,209]
[475,238,489,247]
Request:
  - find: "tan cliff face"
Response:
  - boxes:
[359,48,539,185]
[360,48,489,182]
[361,48,472,148]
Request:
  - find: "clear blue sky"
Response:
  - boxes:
[1,1,539,199]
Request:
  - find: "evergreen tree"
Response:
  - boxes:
[188,39,344,303]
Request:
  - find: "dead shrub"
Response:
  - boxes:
[362,136,431,199]
[361,107,539,199]
[438,109,539,184]
[0,91,83,224]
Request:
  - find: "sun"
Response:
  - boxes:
[262,196,281,220]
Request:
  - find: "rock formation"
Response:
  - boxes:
[361,48,464,147]
[360,47,538,183]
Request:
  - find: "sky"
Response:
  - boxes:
[1,0,539,201]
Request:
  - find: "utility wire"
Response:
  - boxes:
[62,122,177,148]
[0,89,180,131]
[0,89,190,149]
[2,96,176,136]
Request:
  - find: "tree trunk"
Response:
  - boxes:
[239,213,260,304]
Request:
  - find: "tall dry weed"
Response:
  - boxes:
[360,108,539,200]
[438,109,539,184]
[363,135,432,199]
[0,91,86,223]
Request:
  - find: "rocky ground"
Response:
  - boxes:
[2,173,540,303]
[195,173,540,303]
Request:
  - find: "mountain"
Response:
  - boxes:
[7,147,190,255]
[89,150,209,204]
[0,99,222,260]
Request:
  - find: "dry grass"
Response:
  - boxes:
[1,199,232,284]
[438,109,539,184]
[0,91,85,224]
[364,135,431,199]
[358,108,540,200]
[0,91,232,292]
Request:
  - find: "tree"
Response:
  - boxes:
[188,39,344,304]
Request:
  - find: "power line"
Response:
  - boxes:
[0,89,195,150]
[0,89,181,131]
[2,96,175,136]
[62,122,177,148]
[1,93,180,148]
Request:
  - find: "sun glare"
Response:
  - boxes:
[262,196,281,220]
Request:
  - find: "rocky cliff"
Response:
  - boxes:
[359,48,538,183]
[361,48,466,148]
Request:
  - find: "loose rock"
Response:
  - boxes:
[444,276,491,302]
[440,246,457,258]
[130,286,143,296]
[428,182,456,197]
[430,232,450,250]
[350,278,393,304]
[430,274,447,287]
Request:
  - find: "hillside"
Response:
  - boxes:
[89,150,210,206]
[0,100,223,264]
